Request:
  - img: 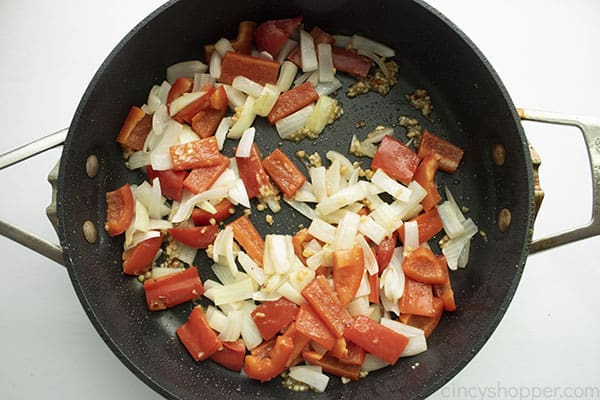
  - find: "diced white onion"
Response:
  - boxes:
[166,60,208,84]
[314,78,343,97]
[369,203,403,235]
[241,303,263,350]
[277,282,305,305]
[192,73,215,92]
[206,305,229,332]
[127,151,150,170]
[371,169,412,202]
[333,35,352,48]
[276,60,299,91]
[232,76,264,98]
[253,83,280,117]
[218,310,242,342]
[317,43,335,83]
[380,317,428,357]
[168,90,206,117]
[289,365,329,393]
[228,96,257,139]
[235,127,255,158]
[214,37,235,57]
[309,167,327,203]
[223,84,247,110]
[334,211,360,250]
[206,277,254,306]
[171,187,228,223]
[300,29,318,72]
[355,234,379,276]
[293,71,312,87]
[306,95,336,136]
[307,218,336,244]
[361,353,390,372]
[288,267,315,292]
[403,220,419,251]
[209,51,222,79]
[444,186,466,223]
[212,263,236,285]
[351,34,395,58]
[228,178,251,209]
[176,241,198,265]
[365,126,394,144]
[293,182,318,203]
[357,48,390,79]
[284,199,316,220]
[275,104,314,139]
[263,234,295,275]
[179,125,201,144]
[151,267,185,280]
[437,201,465,239]
[315,183,366,216]
[347,296,370,317]
[152,104,170,135]
[358,216,387,246]
[238,252,267,286]
[275,39,298,63]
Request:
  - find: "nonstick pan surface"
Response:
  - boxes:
[1,0,600,400]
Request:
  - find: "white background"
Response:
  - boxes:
[1,1,599,399]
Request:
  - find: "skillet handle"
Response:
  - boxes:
[518,109,600,253]
[0,129,67,266]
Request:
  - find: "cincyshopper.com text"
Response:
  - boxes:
[440,382,600,400]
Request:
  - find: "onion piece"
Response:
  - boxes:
[128,230,161,251]
[209,51,222,79]
[358,215,387,246]
[179,125,201,144]
[354,271,371,298]
[357,48,390,79]
[277,282,305,305]
[166,60,208,84]
[317,43,335,83]
[169,90,206,117]
[288,267,315,292]
[366,126,394,144]
[192,72,215,92]
[307,218,336,244]
[299,29,318,72]
[275,39,298,63]
[235,127,255,158]
[293,182,317,203]
[333,34,352,48]
[347,295,370,317]
[314,78,343,97]
[228,178,251,209]
[275,104,314,140]
[212,263,236,285]
[325,159,341,197]
[306,95,337,136]
[218,310,242,342]
[289,366,329,393]
[263,234,295,275]
[309,166,327,203]
[232,76,264,98]
[293,71,312,87]
[307,70,320,86]
[351,34,395,58]
[151,267,185,280]
[214,37,235,56]
[350,134,378,158]
[284,198,316,220]
[370,169,412,202]
[315,183,366,216]
[276,61,298,92]
[444,186,466,223]
[214,116,231,150]
[253,83,281,117]
[369,203,403,235]
[356,234,379,275]
[380,318,428,357]
[361,353,389,372]
[127,151,150,170]
[171,187,228,223]
[240,302,263,350]
[403,220,419,251]
[237,252,267,286]
[334,211,360,250]
[437,201,465,239]
[228,96,257,139]
[152,104,170,135]
[205,277,254,306]
[206,305,228,332]
[326,151,354,180]
[222,84,247,110]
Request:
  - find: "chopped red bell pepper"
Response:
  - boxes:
[177,307,222,361]
[116,106,152,151]
[344,315,409,365]
[295,302,336,351]
[368,271,380,304]
[105,183,134,237]
[143,266,204,311]
[122,235,163,276]
[209,85,228,111]
[413,153,442,211]
[168,224,219,249]
[376,231,397,274]
[371,135,420,186]
[167,77,193,106]
[173,86,215,124]
[244,335,294,382]
[401,247,447,285]
[302,350,361,381]
[182,158,230,194]
[169,137,225,171]
[146,167,187,202]
[261,148,307,198]
[267,82,319,124]
[210,339,246,371]
[301,275,354,338]
[232,20,256,54]
[310,26,335,45]
[236,143,275,199]
[417,130,464,173]
[286,45,302,67]
[336,340,365,366]
[191,107,228,138]
[331,47,373,78]
[291,228,314,264]
[433,255,456,312]
[251,297,299,341]
[227,214,265,266]
[399,296,444,338]
[191,199,234,225]
[398,276,436,317]
[282,322,312,367]
[332,247,364,306]
[219,51,280,86]
[329,337,349,360]
[397,207,443,245]
[254,16,302,56]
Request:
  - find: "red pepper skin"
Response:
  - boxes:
[143,267,204,311]
[219,52,280,86]
[267,82,319,124]
[105,184,134,237]
[116,106,152,151]
[122,235,163,276]
[413,153,442,211]
[177,307,222,361]
[254,16,302,56]
[344,315,409,365]
[371,135,420,185]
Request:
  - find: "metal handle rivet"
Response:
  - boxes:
[83,220,97,244]
[86,154,99,178]
[498,208,512,232]
[492,143,506,166]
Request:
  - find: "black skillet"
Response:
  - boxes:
[30,0,595,399]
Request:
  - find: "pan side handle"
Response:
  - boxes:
[0,130,67,266]
[518,109,600,253]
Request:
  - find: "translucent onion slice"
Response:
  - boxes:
[169,90,206,117]
[276,60,298,91]
[309,166,327,202]
[222,84,247,110]
[357,48,390,79]
[166,60,208,84]
[209,51,222,79]
[240,302,263,350]
[317,43,335,83]
[151,267,185,280]
[314,78,343,97]
[334,211,360,250]
[288,365,329,393]
[284,199,316,220]
[370,169,412,202]
[205,277,254,306]
[277,282,305,305]
[307,218,337,244]
[253,83,281,117]
[192,72,215,92]
[306,95,337,136]
[214,37,235,57]
[275,39,298,63]
[326,151,354,180]
[354,271,371,298]
[152,104,170,135]
[333,34,352,48]
[232,76,264,98]
[351,34,395,58]
[347,295,370,317]
[358,215,387,246]
[275,104,314,140]
[235,127,255,158]
[293,182,317,203]
[215,116,231,150]
[300,29,318,72]
[403,220,419,251]
[228,96,257,139]
[228,178,251,209]
[315,183,366,216]
[437,201,465,239]
[361,353,390,372]
[218,310,242,342]
[380,317,427,357]
[237,252,267,286]
[171,187,228,223]
[356,234,379,275]
[127,151,150,170]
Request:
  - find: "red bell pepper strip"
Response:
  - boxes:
[251,297,299,340]
[433,255,456,312]
[413,153,442,211]
[227,214,265,267]
[209,85,228,111]
[301,275,354,338]
[116,106,152,151]
[122,235,163,276]
[105,183,134,237]
[331,47,373,78]
[267,82,319,124]
[376,231,397,274]
[192,199,234,225]
[191,107,228,138]
[236,143,275,199]
[371,135,420,186]
[329,337,349,360]
[143,266,204,311]
[399,296,444,338]
[232,20,256,54]
[244,335,294,382]
[295,302,336,351]
[261,148,307,198]
[401,247,447,285]
[176,307,222,361]
[210,339,246,371]
[182,158,230,194]
[397,207,443,245]
[219,51,280,86]
[368,271,380,304]
[282,322,312,367]
[310,26,335,45]
[336,340,365,366]
[302,350,361,381]
[286,45,302,67]
[146,167,187,202]
[291,228,314,264]
[173,85,215,124]
[417,130,464,173]
[344,315,409,365]
[254,16,302,56]
[167,77,193,106]
[169,137,225,171]
[168,224,219,249]
[332,247,364,306]
[398,276,436,317]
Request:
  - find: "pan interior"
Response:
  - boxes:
[57,1,534,399]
